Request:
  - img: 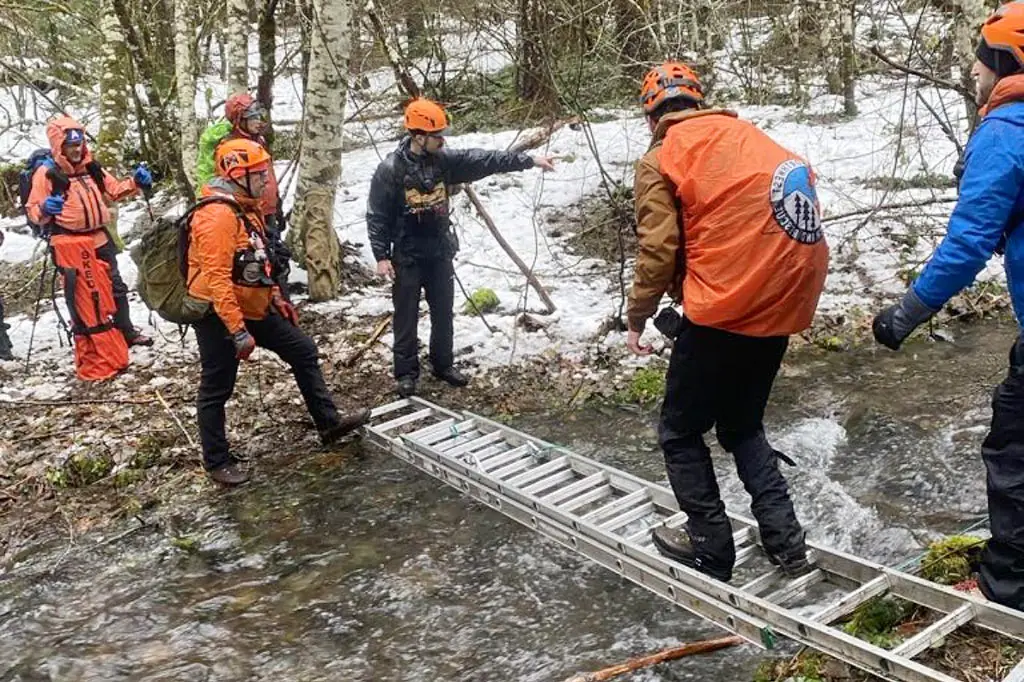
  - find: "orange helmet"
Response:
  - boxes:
[215,138,271,181]
[404,98,448,133]
[979,2,1024,76]
[639,62,704,115]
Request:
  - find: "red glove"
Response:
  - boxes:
[232,330,256,360]
[273,293,298,325]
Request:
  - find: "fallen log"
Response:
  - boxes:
[559,635,743,682]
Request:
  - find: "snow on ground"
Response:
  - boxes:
[0,23,996,394]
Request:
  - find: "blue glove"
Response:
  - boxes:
[133,164,153,189]
[42,195,64,217]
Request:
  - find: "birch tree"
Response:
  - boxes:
[953,0,989,117]
[175,0,198,193]
[227,0,250,93]
[97,0,128,167]
[840,0,857,117]
[288,0,350,301]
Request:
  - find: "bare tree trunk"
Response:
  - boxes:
[227,0,250,93]
[175,0,197,193]
[841,0,858,117]
[288,0,350,301]
[257,0,277,114]
[405,2,427,58]
[516,0,557,108]
[954,0,988,120]
[97,0,128,167]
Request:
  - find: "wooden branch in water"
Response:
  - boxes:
[559,635,743,682]
[342,314,392,368]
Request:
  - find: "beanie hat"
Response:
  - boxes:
[977,38,1024,79]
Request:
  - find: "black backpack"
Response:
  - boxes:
[18,149,105,237]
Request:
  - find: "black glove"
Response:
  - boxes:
[873,288,937,350]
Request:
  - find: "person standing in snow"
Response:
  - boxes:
[187,138,370,486]
[196,93,291,297]
[626,62,829,582]
[26,116,154,349]
[366,97,555,398]
[872,1,1024,611]
[0,230,12,361]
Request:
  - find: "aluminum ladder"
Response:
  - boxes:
[363,397,1024,682]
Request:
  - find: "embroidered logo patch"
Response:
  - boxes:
[769,159,823,244]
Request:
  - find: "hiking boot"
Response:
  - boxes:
[126,330,154,347]
[396,377,417,398]
[651,526,732,582]
[208,461,250,486]
[320,408,372,446]
[767,548,814,578]
[434,366,469,387]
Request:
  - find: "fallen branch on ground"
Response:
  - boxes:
[0,398,160,407]
[559,635,743,682]
[342,314,392,367]
[823,197,957,224]
[155,389,195,449]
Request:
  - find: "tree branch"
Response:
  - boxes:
[869,45,972,98]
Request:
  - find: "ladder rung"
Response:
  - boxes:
[490,457,535,480]
[507,456,569,487]
[764,569,827,605]
[444,431,506,457]
[661,511,688,529]
[481,444,533,472]
[601,501,655,533]
[626,525,656,545]
[741,568,782,596]
[735,543,762,567]
[406,417,456,441]
[432,431,482,453]
[522,469,577,496]
[560,484,614,513]
[463,443,507,467]
[581,489,649,524]
[374,407,434,433]
[813,575,890,624]
[369,399,413,419]
[542,472,605,506]
[419,420,477,446]
[891,604,975,658]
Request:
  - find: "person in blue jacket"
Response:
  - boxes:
[873,1,1024,610]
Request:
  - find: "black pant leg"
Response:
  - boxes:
[392,261,423,380]
[423,257,455,373]
[248,313,341,431]
[193,314,240,470]
[979,337,1024,610]
[94,240,134,339]
[712,331,804,558]
[658,320,735,566]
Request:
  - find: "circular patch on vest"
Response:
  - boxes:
[769,159,823,244]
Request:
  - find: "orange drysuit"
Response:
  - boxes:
[25,116,139,248]
[629,109,829,337]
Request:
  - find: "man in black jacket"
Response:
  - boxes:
[366,98,555,397]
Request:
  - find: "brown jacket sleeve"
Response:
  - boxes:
[627,149,682,333]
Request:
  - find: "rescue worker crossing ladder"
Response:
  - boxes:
[24,116,154,381]
[626,62,829,582]
[873,0,1024,612]
[187,138,370,486]
[366,97,556,399]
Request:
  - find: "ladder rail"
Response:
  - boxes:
[363,400,1024,682]
[392,430,961,682]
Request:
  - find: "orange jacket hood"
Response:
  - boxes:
[981,74,1024,116]
[46,116,94,174]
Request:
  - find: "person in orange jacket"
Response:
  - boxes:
[626,62,829,583]
[26,116,153,346]
[187,138,370,485]
[223,93,291,295]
